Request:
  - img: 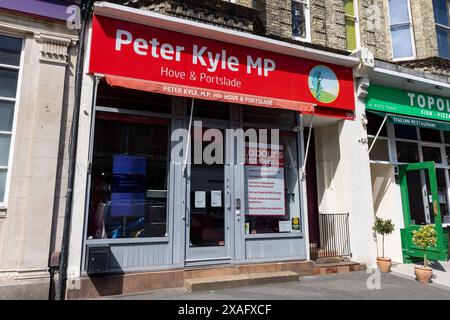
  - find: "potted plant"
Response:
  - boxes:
[412,224,437,284]
[373,217,395,273]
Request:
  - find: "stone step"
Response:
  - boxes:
[184,270,299,292]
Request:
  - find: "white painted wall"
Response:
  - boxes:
[370,163,404,263]
[314,96,377,268]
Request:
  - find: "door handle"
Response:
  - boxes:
[235,198,241,217]
[227,190,232,210]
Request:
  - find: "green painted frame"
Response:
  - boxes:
[399,161,449,263]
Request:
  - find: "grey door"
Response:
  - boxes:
[185,122,235,265]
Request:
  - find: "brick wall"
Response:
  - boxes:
[410,0,438,59]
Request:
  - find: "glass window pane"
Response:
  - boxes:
[0,35,22,66]
[391,25,414,59]
[96,83,172,114]
[388,0,411,25]
[433,0,450,26]
[87,116,170,239]
[367,113,387,136]
[243,105,295,128]
[245,133,300,234]
[0,135,11,166]
[444,131,450,143]
[292,1,306,38]
[422,146,442,163]
[0,68,19,98]
[0,169,6,203]
[0,101,15,132]
[436,27,450,59]
[344,0,355,16]
[445,147,450,164]
[396,141,419,162]
[345,17,357,50]
[394,123,417,139]
[436,169,449,217]
[420,128,442,142]
[368,138,390,161]
[193,99,230,120]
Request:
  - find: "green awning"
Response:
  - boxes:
[368,110,450,131]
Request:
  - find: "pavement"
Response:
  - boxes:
[104,270,450,300]
[392,260,450,287]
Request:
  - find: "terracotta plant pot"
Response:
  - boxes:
[376,257,392,273]
[415,266,433,284]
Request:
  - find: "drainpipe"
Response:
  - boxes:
[55,0,94,300]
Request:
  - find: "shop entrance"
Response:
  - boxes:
[399,161,449,262]
[185,122,237,265]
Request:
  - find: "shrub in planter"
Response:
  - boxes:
[412,225,437,284]
[373,217,395,273]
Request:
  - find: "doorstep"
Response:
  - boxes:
[313,261,366,275]
[66,260,314,299]
[184,271,299,292]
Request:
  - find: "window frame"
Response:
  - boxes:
[291,0,311,43]
[343,0,361,51]
[0,33,24,210]
[387,0,416,61]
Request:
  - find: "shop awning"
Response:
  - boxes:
[104,75,316,113]
[368,110,450,131]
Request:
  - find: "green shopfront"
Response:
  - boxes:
[366,84,450,263]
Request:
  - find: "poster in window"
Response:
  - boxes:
[244,143,285,216]
[110,154,147,218]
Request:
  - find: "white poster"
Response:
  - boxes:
[211,190,222,207]
[244,144,285,216]
[194,191,206,208]
[279,221,291,233]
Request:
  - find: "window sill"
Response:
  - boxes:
[0,207,6,218]
[291,36,310,43]
[85,236,169,245]
[245,232,303,240]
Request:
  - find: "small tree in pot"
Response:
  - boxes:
[412,224,437,284]
[373,217,395,273]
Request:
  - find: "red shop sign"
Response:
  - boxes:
[89,14,355,115]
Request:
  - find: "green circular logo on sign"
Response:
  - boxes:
[308,65,340,104]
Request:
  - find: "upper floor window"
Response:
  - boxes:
[388,0,415,60]
[344,0,359,51]
[433,0,450,59]
[0,34,22,206]
[292,0,310,42]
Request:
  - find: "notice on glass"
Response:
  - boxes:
[279,221,291,233]
[211,190,222,207]
[194,191,206,208]
[244,144,285,216]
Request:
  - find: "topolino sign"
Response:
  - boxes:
[366,84,450,122]
[88,14,355,115]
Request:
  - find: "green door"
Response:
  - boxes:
[399,161,448,262]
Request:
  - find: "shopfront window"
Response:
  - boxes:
[395,123,417,140]
[420,127,442,143]
[87,112,170,239]
[367,113,389,161]
[244,132,301,234]
[0,34,22,205]
[396,141,419,163]
[422,146,443,163]
[243,106,296,128]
